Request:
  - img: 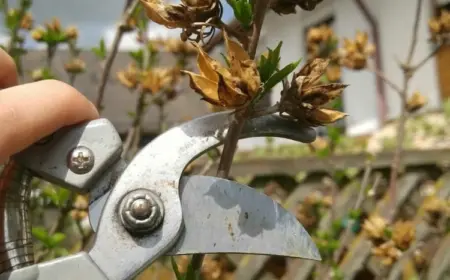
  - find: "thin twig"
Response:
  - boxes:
[387,0,423,219]
[405,0,423,66]
[366,64,403,97]
[332,162,378,263]
[411,43,444,73]
[5,0,27,54]
[190,0,271,271]
[94,0,140,110]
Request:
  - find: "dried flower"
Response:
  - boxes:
[64,58,86,74]
[362,214,388,240]
[280,58,348,126]
[65,26,79,40]
[31,27,45,41]
[70,209,88,221]
[45,18,62,32]
[141,67,179,94]
[340,31,375,70]
[270,0,324,14]
[307,25,335,45]
[423,196,450,225]
[140,0,221,41]
[372,240,402,266]
[117,63,141,90]
[73,194,89,210]
[428,10,450,43]
[20,12,34,30]
[326,65,341,82]
[406,91,427,113]
[162,38,197,54]
[183,31,261,108]
[391,220,415,250]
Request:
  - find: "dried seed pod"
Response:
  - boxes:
[270,0,324,14]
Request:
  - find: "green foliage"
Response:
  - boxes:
[251,41,301,107]
[129,43,159,69]
[170,257,201,280]
[257,41,282,83]
[228,0,253,29]
[41,185,71,208]
[91,38,107,60]
[32,227,67,249]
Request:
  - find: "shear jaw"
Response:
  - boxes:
[86,111,319,280]
[8,111,321,280]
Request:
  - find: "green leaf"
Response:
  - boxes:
[42,185,60,206]
[127,111,136,118]
[53,247,69,257]
[48,233,66,248]
[91,38,107,60]
[229,0,253,29]
[32,227,49,244]
[327,126,342,145]
[263,58,301,93]
[257,41,282,83]
[184,258,201,280]
[129,49,144,68]
[170,257,184,280]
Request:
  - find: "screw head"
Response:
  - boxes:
[119,189,164,235]
[130,198,152,220]
[67,146,95,174]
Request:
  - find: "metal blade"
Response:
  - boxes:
[166,175,321,260]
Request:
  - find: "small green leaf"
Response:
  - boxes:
[42,185,60,206]
[327,126,342,145]
[127,111,136,118]
[229,0,253,29]
[53,247,69,257]
[48,233,66,248]
[129,49,144,68]
[170,257,184,280]
[91,38,107,60]
[184,258,201,280]
[257,41,283,83]
[263,58,301,93]
[32,227,49,243]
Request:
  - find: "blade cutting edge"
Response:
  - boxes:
[166,175,321,261]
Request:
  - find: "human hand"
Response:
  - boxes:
[0,48,99,164]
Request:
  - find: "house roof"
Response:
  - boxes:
[21,49,211,134]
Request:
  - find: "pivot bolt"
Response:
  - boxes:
[119,189,164,235]
[67,146,95,174]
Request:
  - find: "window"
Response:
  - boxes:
[303,16,347,136]
[434,3,450,102]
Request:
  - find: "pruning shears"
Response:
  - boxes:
[0,111,321,280]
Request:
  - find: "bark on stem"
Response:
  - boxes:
[190,0,270,271]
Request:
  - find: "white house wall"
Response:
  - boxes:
[333,0,380,136]
[376,0,441,119]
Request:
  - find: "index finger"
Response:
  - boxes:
[0,48,19,89]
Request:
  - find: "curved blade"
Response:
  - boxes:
[167,175,321,260]
[88,175,321,260]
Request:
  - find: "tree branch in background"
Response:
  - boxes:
[387,0,423,219]
[94,0,140,110]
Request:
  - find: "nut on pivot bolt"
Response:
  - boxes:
[67,146,95,174]
[119,189,164,235]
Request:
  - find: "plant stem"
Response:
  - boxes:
[5,0,27,54]
[190,0,270,272]
[94,0,140,110]
[387,0,423,220]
